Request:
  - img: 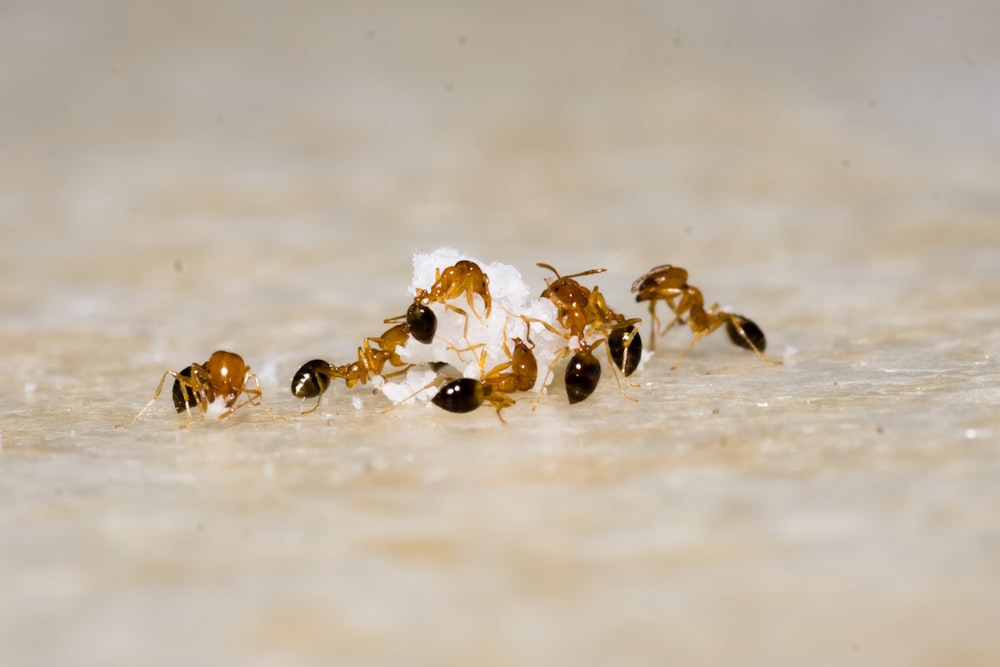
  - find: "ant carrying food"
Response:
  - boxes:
[386,259,492,344]
[631,264,782,369]
[116,350,277,429]
[532,263,643,405]
[291,323,412,414]
[431,336,538,422]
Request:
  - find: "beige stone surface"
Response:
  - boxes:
[2,1,998,666]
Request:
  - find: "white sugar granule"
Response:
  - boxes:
[203,396,231,420]
[383,248,568,404]
[378,247,649,406]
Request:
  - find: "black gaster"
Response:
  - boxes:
[608,325,642,376]
[726,315,767,352]
[407,303,437,344]
[565,350,601,404]
[171,366,200,413]
[432,377,485,413]
[291,359,332,399]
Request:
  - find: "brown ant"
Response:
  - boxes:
[631,264,782,369]
[531,263,643,405]
[431,336,538,422]
[291,323,411,414]
[387,259,492,344]
[116,350,276,429]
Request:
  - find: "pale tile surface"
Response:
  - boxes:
[2,1,999,666]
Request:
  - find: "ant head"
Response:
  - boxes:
[536,263,606,300]
[511,336,534,350]
[631,264,689,294]
[205,351,248,382]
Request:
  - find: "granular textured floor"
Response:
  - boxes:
[2,2,998,666]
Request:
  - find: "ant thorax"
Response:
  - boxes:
[379,247,570,405]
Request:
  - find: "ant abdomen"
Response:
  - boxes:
[171,366,201,412]
[431,377,484,413]
[407,303,437,343]
[565,350,601,404]
[291,359,332,399]
[726,315,766,352]
[608,324,642,377]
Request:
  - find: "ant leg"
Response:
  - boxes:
[444,339,486,365]
[646,302,661,351]
[486,391,516,424]
[465,289,490,323]
[300,394,324,415]
[671,314,724,370]
[658,311,683,337]
[379,375,448,414]
[657,294,689,338]
[231,372,284,421]
[531,345,572,411]
[520,315,567,339]
[115,370,179,428]
[597,338,638,402]
[179,404,195,429]
[441,303,474,341]
[380,365,413,380]
[670,336,704,370]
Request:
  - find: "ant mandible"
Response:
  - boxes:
[631,264,782,369]
[387,259,492,344]
[431,336,538,422]
[291,323,412,414]
[116,350,277,429]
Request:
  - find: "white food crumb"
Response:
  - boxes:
[203,396,231,420]
[380,367,442,405]
[382,248,569,403]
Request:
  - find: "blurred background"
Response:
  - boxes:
[1,1,998,666]
[4,0,996,336]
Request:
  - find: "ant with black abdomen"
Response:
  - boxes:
[430,335,538,422]
[116,350,278,429]
[291,323,412,414]
[631,264,782,369]
[386,259,492,344]
[530,263,643,406]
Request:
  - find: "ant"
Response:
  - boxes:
[116,350,276,429]
[631,264,782,369]
[387,259,492,344]
[431,336,538,422]
[291,323,411,414]
[531,263,643,405]
[560,327,641,404]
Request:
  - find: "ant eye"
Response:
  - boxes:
[407,303,437,343]
[565,350,601,404]
[291,359,331,398]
